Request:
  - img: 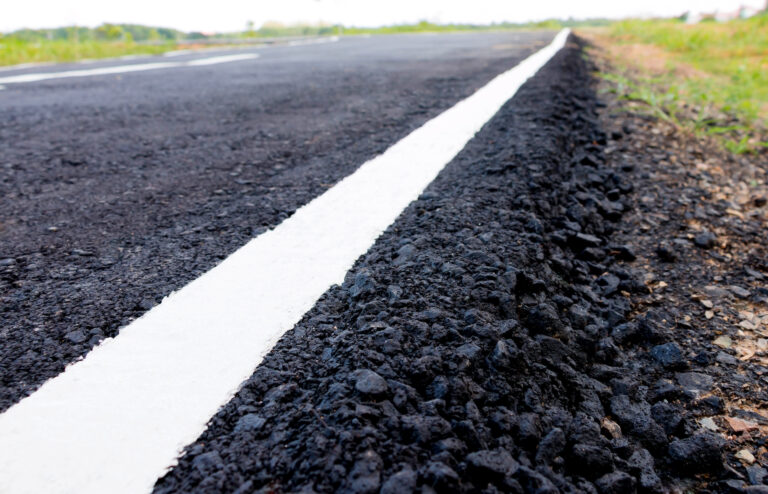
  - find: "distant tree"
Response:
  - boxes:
[95,24,124,41]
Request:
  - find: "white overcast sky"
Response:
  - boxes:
[3,0,765,33]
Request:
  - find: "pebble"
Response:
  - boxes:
[729,285,752,299]
[466,448,519,479]
[700,299,714,309]
[64,330,87,344]
[747,465,768,485]
[694,231,717,249]
[192,451,223,476]
[740,320,757,330]
[736,449,756,465]
[655,244,677,263]
[716,351,739,365]
[650,342,686,369]
[594,471,636,494]
[346,450,383,494]
[668,432,724,472]
[234,414,266,433]
[423,461,459,491]
[714,336,733,349]
[676,372,714,397]
[700,417,718,432]
[725,416,759,433]
[380,468,417,494]
[353,369,388,395]
[600,417,622,439]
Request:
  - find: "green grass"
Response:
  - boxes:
[0,38,176,66]
[598,15,768,152]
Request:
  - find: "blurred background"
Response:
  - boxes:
[2,0,765,152]
[2,1,766,50]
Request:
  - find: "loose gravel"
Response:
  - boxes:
[153,37,697,494]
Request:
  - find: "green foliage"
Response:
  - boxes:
[602,16,767,153]
[0,37,174,66]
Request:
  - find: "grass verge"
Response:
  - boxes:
[0,39,177,67]
[580,15,767,154]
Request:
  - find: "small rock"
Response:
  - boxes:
[729,285,751,299]
[700,417,718,432]
[747,465,768,485]
[736,449,756,465]
[569,443,614,476]
[345,450,383,494]
[234,414,266,433]
[676,372,714,398]
[192,451,223,476]
[651,402,684,435]
[393,244,417,266]
[600,417,622,439]
[732,409,768,426]
[655,244,677,262]
[513,466,560,494]
[714,336,733,349]
[610,244,637,262]
[716,351,738,365]
[627,448,662,493]
[349,269,376,299]
[521,303,564,337]
[535,428,566,465]
[466,449,519,480]
[455,343,482,361]
[650,342,686,369]
[694,231,717,249]
[595,471,636,494]
[668,432,724,472]
[700,299,714,309]
[423,461,459,491]
[64,330,87,344]
[724,416,759,433]
[572,233,602,249]
[353,369,388,395]
[381,468,417,494]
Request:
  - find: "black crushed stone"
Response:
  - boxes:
[154,37,717,494]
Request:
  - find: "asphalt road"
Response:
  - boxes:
[0,31,554,412]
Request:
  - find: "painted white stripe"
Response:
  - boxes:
[0,29,569,494]
[0,53,259,85]
[286,35,340,47]
[185,53,260,66]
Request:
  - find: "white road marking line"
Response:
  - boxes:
[185,53,260,66]
[286,35,340,47]
[0,29,569,494]
[0,54,259,85]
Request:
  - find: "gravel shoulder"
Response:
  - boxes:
[591,39,768,493]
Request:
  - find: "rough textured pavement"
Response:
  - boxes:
[153,37,671,494]
[0,32,554,411]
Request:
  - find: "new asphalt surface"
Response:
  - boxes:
[2,31,750,494]
[0,31,554,411]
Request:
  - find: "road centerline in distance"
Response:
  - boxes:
[0,53,260,85]
[0,29,569,494]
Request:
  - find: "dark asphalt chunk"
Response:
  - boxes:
[0,32,554,411]
[154,37,685,493]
